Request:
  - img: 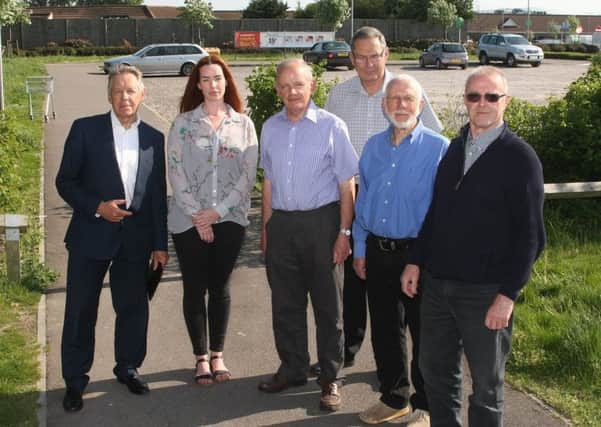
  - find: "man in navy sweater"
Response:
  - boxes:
[401,66,545,427]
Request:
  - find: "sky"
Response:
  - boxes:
[144,0,600,15]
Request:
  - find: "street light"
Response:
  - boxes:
[350,0,354,42]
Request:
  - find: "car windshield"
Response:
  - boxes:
[133,46,149,56]
[323,42,349,51]
[506,36,530,45]
[442,44,465,52]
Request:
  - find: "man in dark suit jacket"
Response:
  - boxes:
[56,65,168,412]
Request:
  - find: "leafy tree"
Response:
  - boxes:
[76,0,143,4]
[388,0,429,21]
[315,0,350,31]
[451,0,472,20]
[242,0,288,19]
[427,0,457,39]
[1,0,30,110]
[179,0,215,45]
[355,0,388,19]
[294,1,318,18]
[566,15,580,34]
[548,20,560,39]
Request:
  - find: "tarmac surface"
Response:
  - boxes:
[42,62,570,426]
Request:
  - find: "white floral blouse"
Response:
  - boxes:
[167,103,258,233]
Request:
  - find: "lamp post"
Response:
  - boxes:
[350,0,354,42]
[0,26,5,111]
[526,0,531,40]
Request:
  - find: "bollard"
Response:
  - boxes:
[0,214,28,282]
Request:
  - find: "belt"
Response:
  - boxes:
[369,234,415,253]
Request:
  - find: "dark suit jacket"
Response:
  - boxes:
[56,112,167,261]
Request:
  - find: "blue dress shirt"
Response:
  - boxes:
[353,121,449,258]
[260,101,359,211]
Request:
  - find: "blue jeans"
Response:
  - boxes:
[419,272,513,427]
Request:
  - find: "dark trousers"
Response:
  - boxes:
[419,272,512,427]
[61,248,149,392]
[343,236,367,361]
[365,236,427,411]
[172,222,245,356]
[265,203,343,385]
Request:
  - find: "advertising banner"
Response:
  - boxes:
[234,31,336,49]
[234,31,260,49]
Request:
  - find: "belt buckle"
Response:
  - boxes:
[377,238,395,252]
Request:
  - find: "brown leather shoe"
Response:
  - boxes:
[319,382,341,411]
[257,373,307,393]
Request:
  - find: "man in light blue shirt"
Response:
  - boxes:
[353,74,448,425]
[258,59,358,412]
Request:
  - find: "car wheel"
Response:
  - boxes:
[348,65,354,70]
[532,62,541,67]
[436,59,446,69]
[181,63,195,76]
[506,54,516,67]
[461,64,467,70]
[419,57,425,68]
[479,52,489,65]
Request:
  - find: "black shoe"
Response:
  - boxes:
[258,373,307,393]
[62,388,83,412]
[114,368,149,395]
[309,362,321,377]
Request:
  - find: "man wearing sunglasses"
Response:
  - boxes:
[401,66,546,427]
[309,26,443,389]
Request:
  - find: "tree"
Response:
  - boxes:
[548,20,560,39]
[315,0,350,31]
[355,0,388,19]
[427,0,457,39]
[76,0,143,4]
[566,15,580,34]
[294,1,318,18]
[242,0,288,19]
[179,0,215,45]
[1,0,30,110]
[388,0,428,21]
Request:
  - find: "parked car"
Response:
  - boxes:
[103,43,208,76]
[302,41,353,70]
[419,42,468,69]
[478,33,543,67]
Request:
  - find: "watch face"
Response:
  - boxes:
[341,229,351,236]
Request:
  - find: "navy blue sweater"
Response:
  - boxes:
[410,124,545,300]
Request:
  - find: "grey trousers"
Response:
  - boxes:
[265,202,344,384]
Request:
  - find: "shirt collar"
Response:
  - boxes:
[279,100,318,124]
[468,122,505,147]
[195,102,242,123]
[387,119,425,146]
[110,109,140,131]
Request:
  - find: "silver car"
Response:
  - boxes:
[478,33,543,67]
[419,42,468,69]
[103,43,208,76]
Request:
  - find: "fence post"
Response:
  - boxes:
[0,214,28,282]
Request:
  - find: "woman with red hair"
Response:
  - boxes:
[167,55,258,386]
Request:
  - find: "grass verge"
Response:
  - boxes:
[509,199,601,426]
[0,55,57,426]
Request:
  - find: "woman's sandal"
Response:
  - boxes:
[194,357,213,386]
[210,355,231,383]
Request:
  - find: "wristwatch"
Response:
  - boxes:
[340,228,351,237]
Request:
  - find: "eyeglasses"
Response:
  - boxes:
[352,50,386,65]
[465,92,506,103]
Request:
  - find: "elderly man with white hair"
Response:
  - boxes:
[352,74,449,425]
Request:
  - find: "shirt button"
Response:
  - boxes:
[392,163,396,168]
[387,181,391,186]
[288,161,292,165]
[384,200,388,204]
[382,218,387,223]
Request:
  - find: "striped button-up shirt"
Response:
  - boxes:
[325,70,443,156]
[260,101,359,211]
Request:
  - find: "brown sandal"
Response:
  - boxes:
[210,355,231,383]
[194,357,213,386]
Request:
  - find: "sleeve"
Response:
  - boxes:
[167,119,201,216]
[259,123,272,180]
[151,133,168,251]
[215,118,259,218]
[352,153,370,258]
[55,119,103,216]
[332,120,359,182]
[420,91,444,134]
[499,145,545,300]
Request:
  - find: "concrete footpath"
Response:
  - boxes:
[41,62,569,426]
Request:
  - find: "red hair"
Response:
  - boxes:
[179,54,243,114]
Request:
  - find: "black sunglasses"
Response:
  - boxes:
[465,92,506,103]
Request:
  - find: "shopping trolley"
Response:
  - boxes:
[25,76,56,122]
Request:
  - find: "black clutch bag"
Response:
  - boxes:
[146,263,163,301]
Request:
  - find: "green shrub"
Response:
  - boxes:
[505,63,601,182]
[0,112,24,211]
[63,38,93,48]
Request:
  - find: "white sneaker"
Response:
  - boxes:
[401,409,430,427]
[359,400,411,424]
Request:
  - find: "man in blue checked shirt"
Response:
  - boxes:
[353,74,449,426]
[257,59,359,412]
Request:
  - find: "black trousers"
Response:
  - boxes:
[343,235,367,361]
[265,202,344,384]
[61,248,149,392]
[365,235,427,411]
[172,222,245,356]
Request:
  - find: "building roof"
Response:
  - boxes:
[469,13,601,34]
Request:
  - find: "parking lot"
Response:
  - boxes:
[140,58,591,126]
